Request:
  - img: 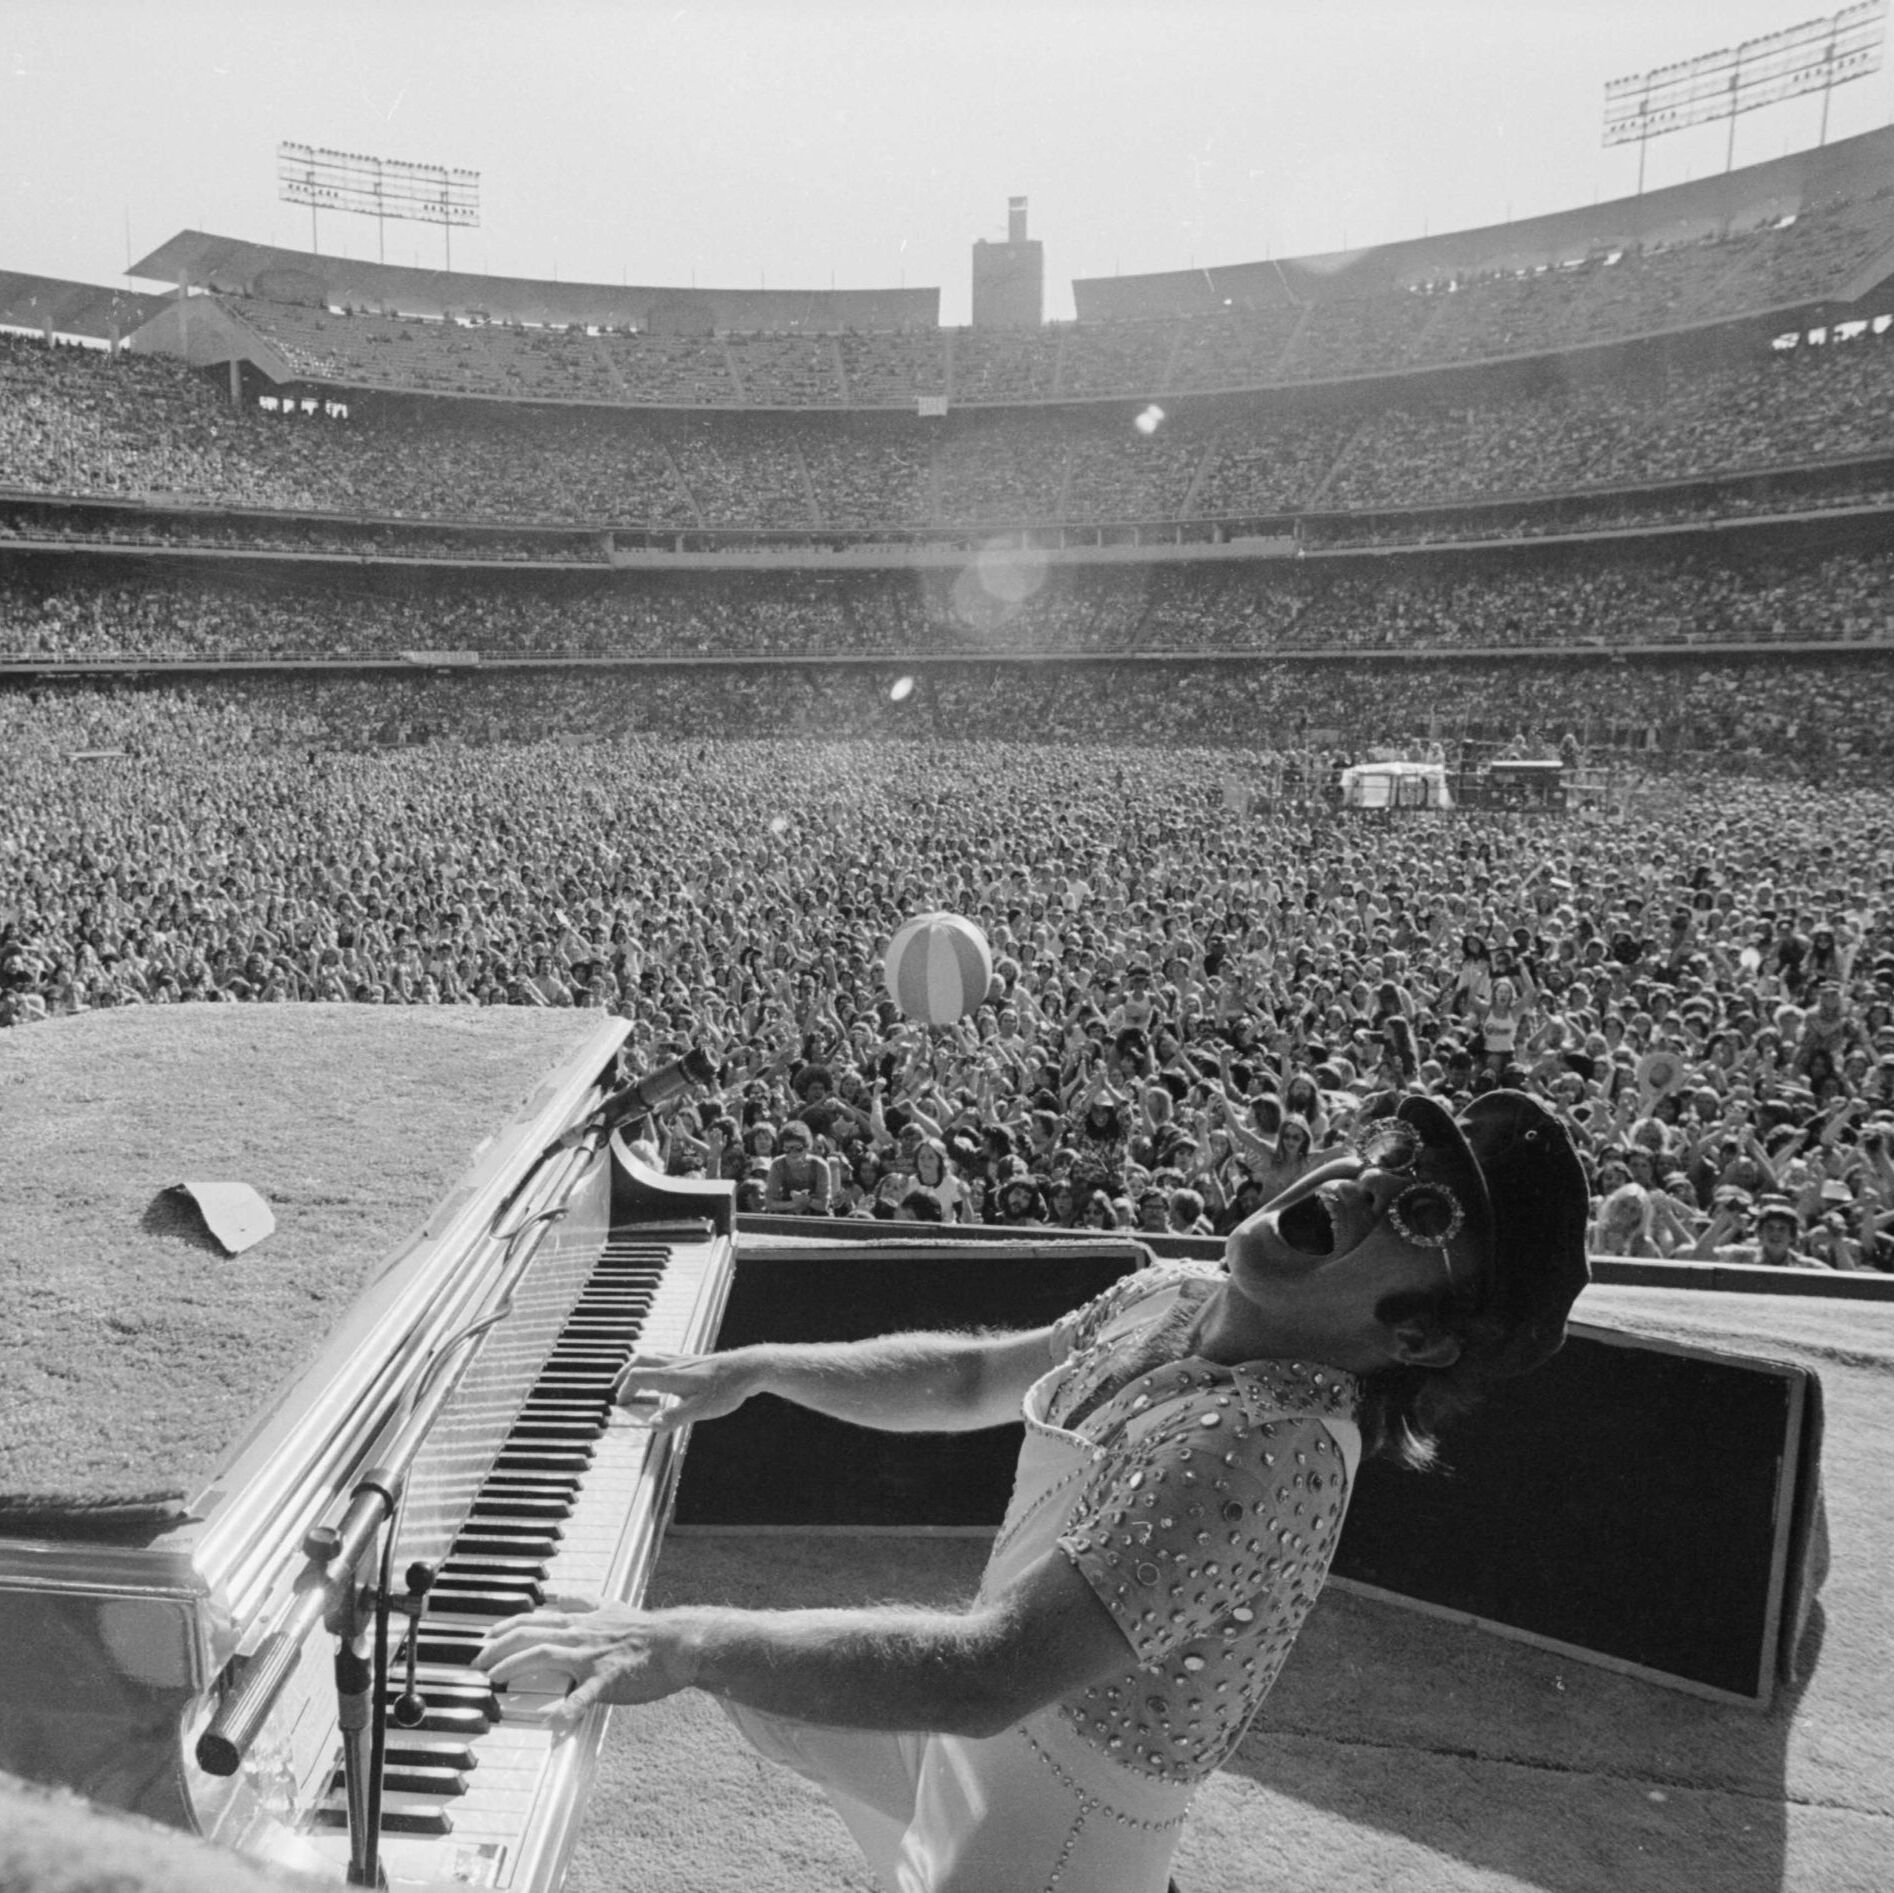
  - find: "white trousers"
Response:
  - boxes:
[723,1699,1189,1893]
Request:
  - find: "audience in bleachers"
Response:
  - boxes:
[10,327,1894,550]
[4,538,1888,666]
[194,185,1894,406]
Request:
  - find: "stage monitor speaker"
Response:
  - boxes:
[1331,1322,1821,1706]
[675,1252,1822,1705]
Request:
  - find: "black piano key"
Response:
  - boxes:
[469,1496,571,1521]
[450,1535,559,1563]
[331,1763,469,1798]
[428,1586,545,1618]
[386,1740,477,1772]
[426,1589,546,1619]
[492,1450,593,1473]
[453,1518,563,1542]
[448,1539,559,1565]
[471,1491,579,1513]
[313,1802,453,1837]
[429,1557,549,1580]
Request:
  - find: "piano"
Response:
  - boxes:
[0,1021,735,1891]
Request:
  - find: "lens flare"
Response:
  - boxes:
[767,814,789,837]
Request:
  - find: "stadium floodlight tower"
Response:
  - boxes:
[1604,1,1886,194]
[277,142,480,269]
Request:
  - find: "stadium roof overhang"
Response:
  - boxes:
[128,230,940,335]
[1074,120,1894,318]
[0,271,171,342]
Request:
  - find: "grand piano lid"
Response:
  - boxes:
[167,1182,275,1256]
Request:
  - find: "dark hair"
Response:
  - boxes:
[897,1188,945,1223]
[999,1178,1045,1222]
[1354,1285,1514,1472]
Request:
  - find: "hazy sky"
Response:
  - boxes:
[4,1,1891,322]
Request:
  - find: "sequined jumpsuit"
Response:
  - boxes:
[723,1262,1363,1893]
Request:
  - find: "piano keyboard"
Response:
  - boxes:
[302,1223,730,1890]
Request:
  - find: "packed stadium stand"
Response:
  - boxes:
[2,120,1893,746]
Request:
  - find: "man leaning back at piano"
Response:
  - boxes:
[479,1089,1588,1893]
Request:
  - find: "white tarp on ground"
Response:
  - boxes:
[1340,760,1452,810]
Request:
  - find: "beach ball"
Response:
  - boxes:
[883,912,993,1026]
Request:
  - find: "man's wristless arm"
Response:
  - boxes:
[669,1603,1023,1737]
[732,1328,1056,1434]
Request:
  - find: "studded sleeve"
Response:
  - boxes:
[1048,1260,1210,1368]
[1057,1404,1353,1667]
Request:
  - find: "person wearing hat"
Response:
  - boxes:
[480,1090,1591,1893]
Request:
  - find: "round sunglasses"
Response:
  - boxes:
[1345,1117,1468,1253]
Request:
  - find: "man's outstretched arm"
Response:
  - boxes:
[612,1324,1062,1436]
[478,1543,1129,1739]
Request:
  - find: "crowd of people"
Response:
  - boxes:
[3,681,1889,1271]
[3,653,1883,769]
[9,313,1894,546]
[4,536,1891,666]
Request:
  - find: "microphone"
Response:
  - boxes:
[590,1045,719,1140]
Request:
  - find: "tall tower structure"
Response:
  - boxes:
[971,196,1043,328]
